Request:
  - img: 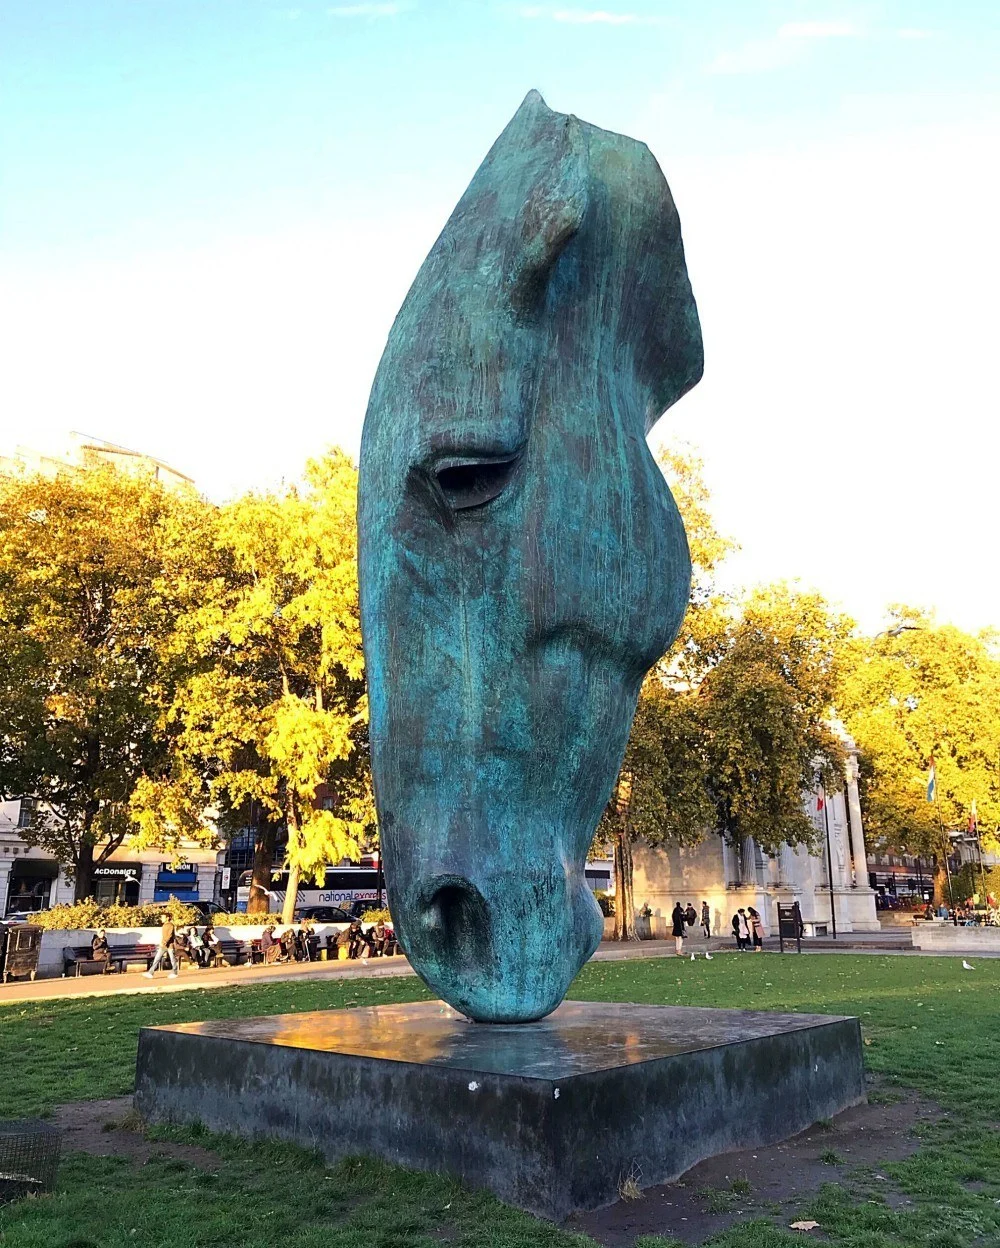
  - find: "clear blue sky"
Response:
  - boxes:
[2,1,998,630]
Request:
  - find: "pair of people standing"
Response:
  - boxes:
[731,906,764,952]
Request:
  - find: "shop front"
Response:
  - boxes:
[153,862,200,904]
[4,858,59,916]
[92,862,142,906]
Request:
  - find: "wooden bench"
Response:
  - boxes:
[62,943,157,977]
[214,939,246,966]
[325,932,397,960]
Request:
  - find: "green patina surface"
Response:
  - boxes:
[357,91,702,1022]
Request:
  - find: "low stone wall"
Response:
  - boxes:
[911,923,1000,954]
[36,923,346,978]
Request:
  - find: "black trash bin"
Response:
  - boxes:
[0,1119,61,1203]
[0,923,43,983]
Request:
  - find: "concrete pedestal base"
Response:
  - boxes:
[134,1001,865,1220]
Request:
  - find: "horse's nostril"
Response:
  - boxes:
[434,455,519,511]
[421,880,492,967]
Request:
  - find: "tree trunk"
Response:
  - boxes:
[281,862,301,926]
[248,819,278,915]
[933,857,949,907]
[74,840,95,903]
[281,796,302,926]
[613,825,639,942]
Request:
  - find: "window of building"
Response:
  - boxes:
[16,799,34,829]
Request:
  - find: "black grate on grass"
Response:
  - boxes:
[0,1119,61,1204]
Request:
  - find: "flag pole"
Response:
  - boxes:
[929,755,954,908]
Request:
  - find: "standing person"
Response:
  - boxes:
[671,902,687,956]
[736,908,751,951]
[748,906,764,952]
[684,902,697,930]
[144,914,179,978]
[701,901,711,939]
[300,918,319,962]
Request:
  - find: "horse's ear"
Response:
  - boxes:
[505,107,589,317]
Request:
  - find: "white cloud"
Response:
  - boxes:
[708,38,801,74]
[328,2,412,17]
[517,7,672,26]
[709,20,864,74]
[777,20,863,39]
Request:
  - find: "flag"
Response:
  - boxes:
[926,758,936,802]
[969,800,978,834]
[816,790,825,812]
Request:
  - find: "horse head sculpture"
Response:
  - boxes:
[358,91,703,1022]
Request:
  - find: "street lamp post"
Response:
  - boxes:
[819,780,837,940]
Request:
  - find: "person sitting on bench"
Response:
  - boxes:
[201,921,223,967]
[370,919,395,957]
[335,920,370,960]
[91,928,112,972]
[261,924,281,964]
[279,926,298,962]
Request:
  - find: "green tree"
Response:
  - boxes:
[839,609,1000,901]
[163,450,372,919]
[698,584,849,856]
[0,468,216,899]
[603,523,851,938]
[600,447,733,938]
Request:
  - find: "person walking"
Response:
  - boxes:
[747,906,764,952]
[701,901,711,939]
[684,902,697,930]
[144,914,179,978]
[671,902,687,956]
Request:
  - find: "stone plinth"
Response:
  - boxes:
[134,1000,865,1220]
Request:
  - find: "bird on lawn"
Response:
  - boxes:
[962,960,975,970]
[705,952,713,960]
[690,952,696,961]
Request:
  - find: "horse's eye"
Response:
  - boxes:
[434,454,520,511]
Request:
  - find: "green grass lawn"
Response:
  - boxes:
[2,953,999,1248]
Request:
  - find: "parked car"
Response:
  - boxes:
[190,901,231,920]
[296,905,356,925]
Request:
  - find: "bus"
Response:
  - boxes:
[235,867,386,915]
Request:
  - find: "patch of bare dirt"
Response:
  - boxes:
[565,1088,942,1247]
[52,1098,220,1170]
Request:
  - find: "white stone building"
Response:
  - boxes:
[0,431,195,492]
[0,799,221,918]
[626,739,880,936]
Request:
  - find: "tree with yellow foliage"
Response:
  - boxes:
[0,467,216,899]
[163,450,372,919]
[839,610,1000,902]
[603,448,850,939]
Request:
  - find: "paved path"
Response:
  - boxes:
[0,950,418,1006]
[0,929,931,1007]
